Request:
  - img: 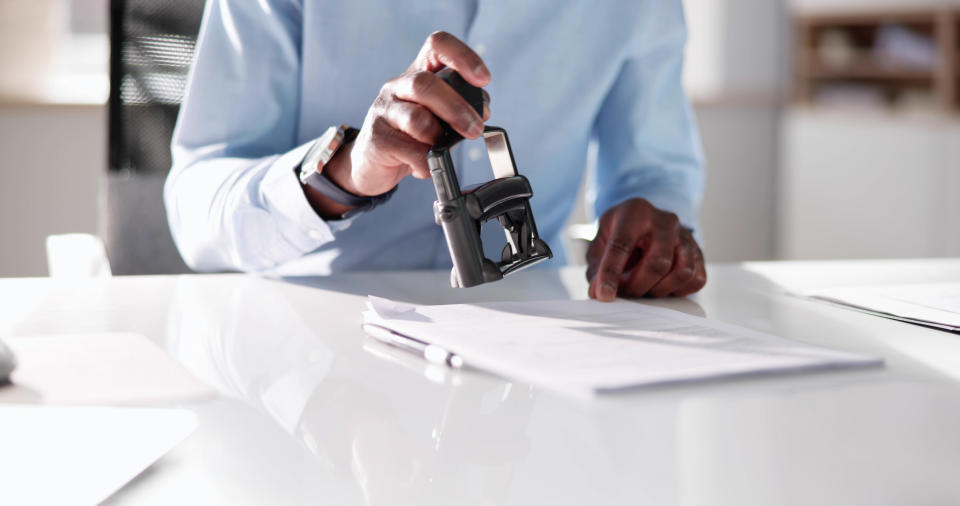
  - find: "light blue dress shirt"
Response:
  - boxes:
[166,0,704,276]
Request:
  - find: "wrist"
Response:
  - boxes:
[304,141,356,219]
[299,126,399,220]
[322,141,361,196]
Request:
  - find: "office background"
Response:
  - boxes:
[1,0,958,277]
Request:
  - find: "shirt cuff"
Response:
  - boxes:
[259,139,353,252]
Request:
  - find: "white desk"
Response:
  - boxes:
[2,259,960,505]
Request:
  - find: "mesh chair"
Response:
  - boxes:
[105,0,204,274]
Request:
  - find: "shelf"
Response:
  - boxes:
[797,10,938,26]
[806,63,936,80]
[793,8,959,112]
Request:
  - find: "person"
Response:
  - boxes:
[165,0,707,301]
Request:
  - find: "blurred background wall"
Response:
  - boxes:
[1,0,958,277]
[0,0,107,277]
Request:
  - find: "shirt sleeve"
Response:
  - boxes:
[591,0,704,232]
[165,0,345,273]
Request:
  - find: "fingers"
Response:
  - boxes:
[619,211,678,298]
[647,232,697,298]
[349,32,493,197]
[411,31,490,87]
[589,209,645,302]
[381,100,443,145]
[585,198,708,301]
[673,239,707,297]
[369,117,432,179]
[481,89,491,121]
[585,236,604,288]
[388,70,485,139]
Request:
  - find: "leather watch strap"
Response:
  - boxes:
[297,127,397,218]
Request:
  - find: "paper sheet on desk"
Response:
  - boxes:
[0,406,196,506]
[0,333,216,405]
[364,297,881,395]
[806,283,960,333]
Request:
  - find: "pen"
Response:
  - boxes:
[361,323,465,369]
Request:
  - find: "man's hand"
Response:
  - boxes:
[310,31,491,218]
[586,198,706,301]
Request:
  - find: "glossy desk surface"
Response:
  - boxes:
[2,259,959,505]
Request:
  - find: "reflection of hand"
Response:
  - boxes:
[587,198,707,301]
[295,376,535,504]
[350,416,424,501]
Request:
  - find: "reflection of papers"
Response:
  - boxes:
[364,298,881,395]
[0,406,196,506]
[807,283,960,333]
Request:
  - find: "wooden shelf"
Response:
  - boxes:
[793,9,959,113]
[806,63,935,81]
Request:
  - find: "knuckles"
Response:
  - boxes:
[624,198,653,214]
[425,30,452,49]
[664,212,680,230]
[408,70,436,97]
[607,237,635,257]
[600,264,622,280]
[368,116,396,149]
[405,106,434,137]
[646,256,673,277]
[677,266,696,281]
[654,210,680,234]
[692,271,707,288]
[378,79,396,99]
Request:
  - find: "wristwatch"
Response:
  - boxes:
[297,124,397,217]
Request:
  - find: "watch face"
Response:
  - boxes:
[300,126,343,183]
[299,143,323,183]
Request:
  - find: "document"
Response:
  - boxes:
[806,283,960,333]
[363,297,881,395]
[0,406,196,506]
[0,333,216,405]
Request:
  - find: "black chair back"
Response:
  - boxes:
[105,0,204,274]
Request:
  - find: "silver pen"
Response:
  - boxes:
[361,323,464,369]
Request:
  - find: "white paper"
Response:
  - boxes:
[0,333,216,405]
[806,283,960,331]
[0,406,196,506]
[363,297,881,395]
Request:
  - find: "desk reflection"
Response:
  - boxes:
[164,276,536,504]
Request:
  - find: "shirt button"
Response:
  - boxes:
[308,230,325,240]
[474,43,487,56]
[468,147,483,161]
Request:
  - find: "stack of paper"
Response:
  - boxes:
[0,406,196,505]
[363,297,881,395]
[806,283,960,333]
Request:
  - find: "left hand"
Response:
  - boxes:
[586,198,706,301]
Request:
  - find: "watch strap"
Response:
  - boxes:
[308,170,398,215]
[297,126,397,217]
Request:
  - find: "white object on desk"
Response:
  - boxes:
[806,283,960,333]
[0,337,16,382]
[364,296,882,395]
[45,233,112,278]
[0,333,215,405]
[0,406,196,506]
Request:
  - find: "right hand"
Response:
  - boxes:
[326,31,491,199]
